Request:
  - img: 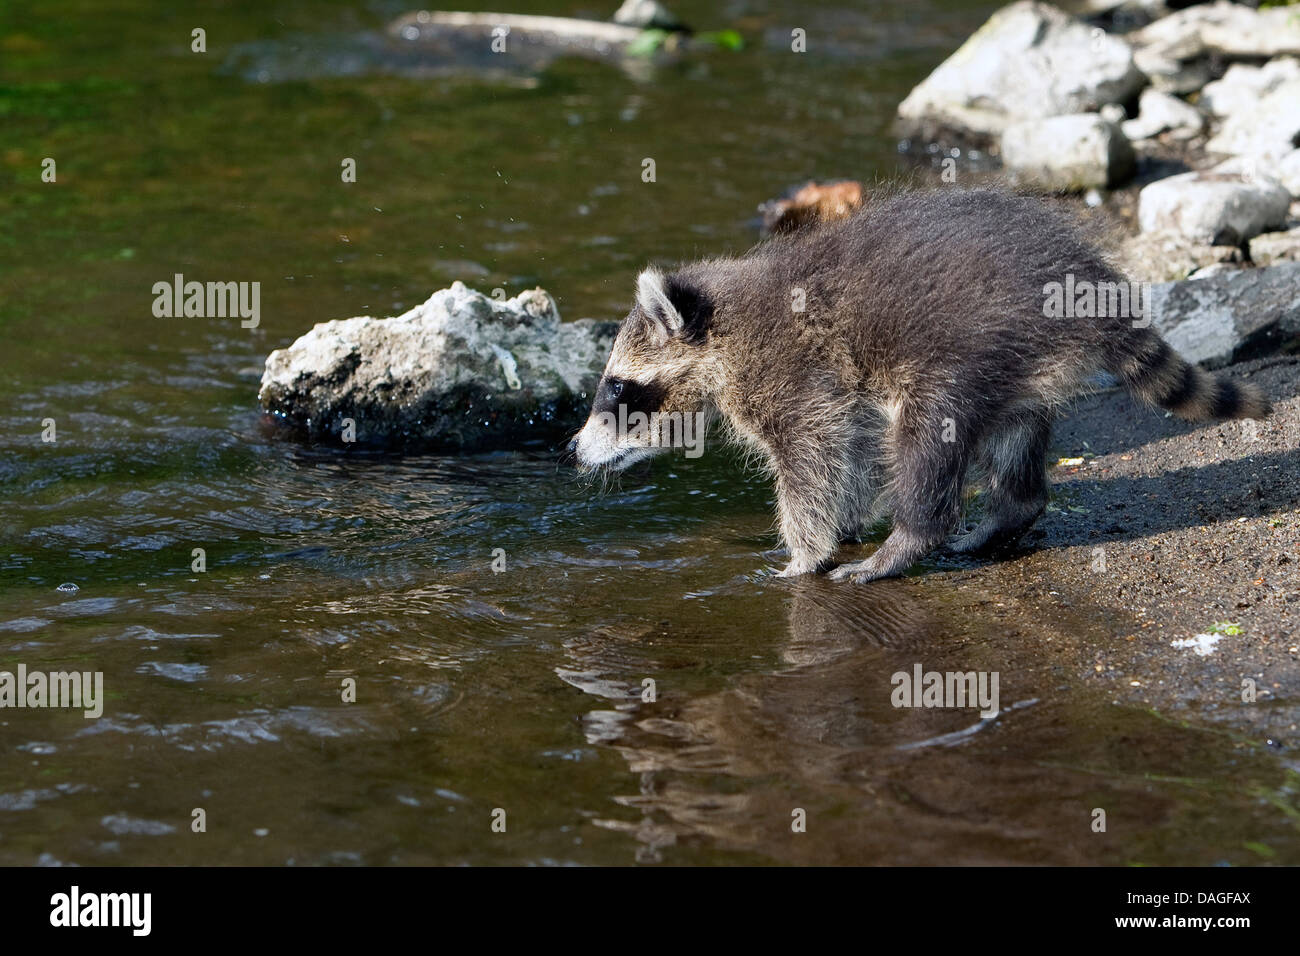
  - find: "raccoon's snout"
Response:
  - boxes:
[571,415,653,473]
[570,419,609,471]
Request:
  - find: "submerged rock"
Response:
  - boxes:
[1000,114,1135,191]
[895,1,1143,140]
[224,10,685,84]
[259,283,617,451]
[378,9,696,81]
[389,10,648,51]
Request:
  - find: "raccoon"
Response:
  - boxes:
[569,188,1272,583]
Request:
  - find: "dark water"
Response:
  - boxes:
[2,0,1298,865]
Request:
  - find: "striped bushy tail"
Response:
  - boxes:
[1108,328,1272,422]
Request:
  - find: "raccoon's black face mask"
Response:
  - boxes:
[570,269,713,472]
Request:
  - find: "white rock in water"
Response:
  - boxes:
[1138,170,1291,244]
[1120,89,1204,141]
[1000,114,1135,191]
[258,283,617,451]
[1205,77,1300,162]
[1198,58,1300,120]
[896,1,1143,139]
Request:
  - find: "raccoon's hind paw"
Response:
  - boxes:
[946,523,1014,555]
[829,528,937,582]
[946,505,1045,555]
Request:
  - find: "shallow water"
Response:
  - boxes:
[3,0,1299,865]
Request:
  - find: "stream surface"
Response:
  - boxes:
[3,0,1298,865]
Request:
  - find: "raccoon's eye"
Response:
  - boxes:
[606,379,625,399]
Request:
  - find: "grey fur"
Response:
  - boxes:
[571,188,1273,583]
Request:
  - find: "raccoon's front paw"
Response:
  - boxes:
[777,553,838,577]
[829,550,914,583]
[827,559,877,583]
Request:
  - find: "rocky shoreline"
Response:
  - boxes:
[900,0,1300,283]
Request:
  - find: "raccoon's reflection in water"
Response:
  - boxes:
[559,579,1016,864]
[777,575,931,664]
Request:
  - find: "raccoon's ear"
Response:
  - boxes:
[636,268,684,335]
[635,269,711,343]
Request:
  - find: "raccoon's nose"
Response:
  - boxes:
[566,438,578,455]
